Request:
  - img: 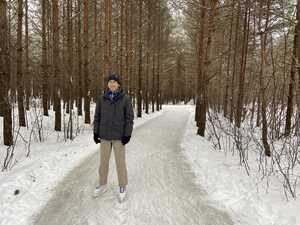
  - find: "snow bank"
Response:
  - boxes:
[181,107,299,225]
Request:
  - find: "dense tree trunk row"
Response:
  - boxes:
[183,0,300,157]
[2,0,300,154]
[0,0,177,146]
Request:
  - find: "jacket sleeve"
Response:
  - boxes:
[93,97,102,134]
[124,96,134,137]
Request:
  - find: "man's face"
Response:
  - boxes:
[108,80,120,92]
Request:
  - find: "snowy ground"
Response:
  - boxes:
[0,106,162,225]
[32,105,233,225]
[182,107,300,225]
[0,105,299,225]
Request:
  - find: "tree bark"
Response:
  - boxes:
[285,0,300,136]
[259,0,271,156]
[296,0,300,136]
[124,0,129,93]
[17,0,26,127]
[53,0,61,131]
[145,0,151,114]
[104,0,112,78]
[137,0,143,117]
[42,0,49,116]
[24,0,29,110]
[235,0,250,128]
[77,0,83,116]
[224,0,235,118]
[83,0,90,124]
[156,2,161,112]
[229,1,241,123]
[0,0,13,146]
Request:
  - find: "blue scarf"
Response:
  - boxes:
[104,89,123,103]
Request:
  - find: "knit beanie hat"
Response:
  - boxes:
[107,72,121,85]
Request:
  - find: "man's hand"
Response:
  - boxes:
[121,136,131,145]
[94,133,100,144]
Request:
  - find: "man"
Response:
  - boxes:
[93,72,134,202]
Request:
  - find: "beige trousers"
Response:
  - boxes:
[98,139,128,187]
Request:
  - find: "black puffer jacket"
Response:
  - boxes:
[93,90,134,140]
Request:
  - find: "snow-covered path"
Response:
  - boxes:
[33,106,233,225]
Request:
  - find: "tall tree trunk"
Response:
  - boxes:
[129,0,133,98]
[217,33,224,113]
[124,0,129,93]
[104,0,112,78]
[98,1,104,96]
[230,1,241,123]
[151,51,155,112]
[17,0,26,127]
[0,0,13,146]
[67,0,73,106]
[83,0,90,124]
[278,32,288,136]
[156,2,161,112]
[0,0,5,117]
[137,0,142,117]
[53,0,61,131]
[296,0,300,136]
[115,4,120,71]
[62,0,69,113]
[224,0,235,118]
[67,0,73,139]
[47,0,51,106]
[197,0,217,136]
[285,37,296,135]
[93,0,99,99]
[42,0,49,116]
[259,0,271,156]
[285,0,300,136]
[77,0,83,116]
[120,0,124,77]
[24,0,29,110]
[151,7,156,113]
[195,0,205,124]
[250,7,257,126]
[145,0,151,114]
[196,0,207,136]
[235,0,250,128]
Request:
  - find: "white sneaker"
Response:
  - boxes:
[93,185,107,198]
[119,186,127,203]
